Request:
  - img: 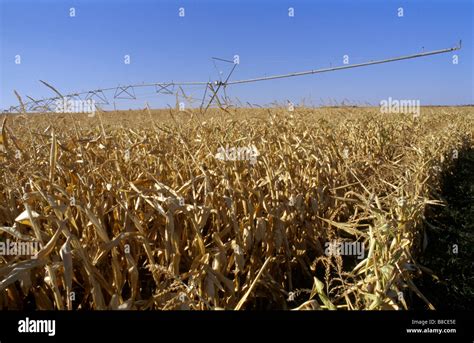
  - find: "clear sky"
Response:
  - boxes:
[0,0,472,110]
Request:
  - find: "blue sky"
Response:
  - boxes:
[0,0,472,110]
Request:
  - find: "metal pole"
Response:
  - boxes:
[226,43,461,85]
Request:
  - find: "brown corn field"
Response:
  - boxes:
[0,106,472,310]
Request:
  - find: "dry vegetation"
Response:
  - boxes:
[0,106,472,310]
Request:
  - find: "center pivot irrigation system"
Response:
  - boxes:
[4,41,461,114]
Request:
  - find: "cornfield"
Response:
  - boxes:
[0,106,472,310]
